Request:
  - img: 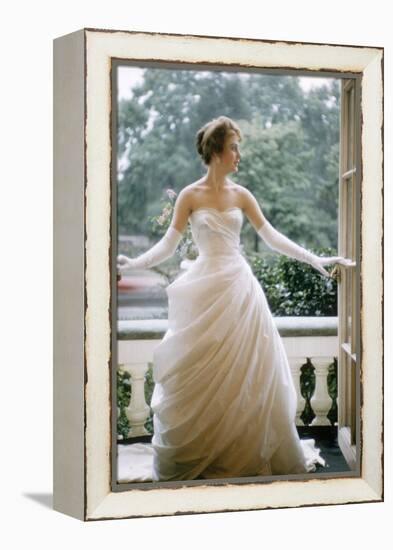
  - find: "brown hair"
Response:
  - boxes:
[196,116,242,165]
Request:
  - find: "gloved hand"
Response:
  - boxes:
[307,255,355,277]
[117,225,183,271]
[257,219,353,277]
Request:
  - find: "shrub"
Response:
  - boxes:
[248,247,338,316]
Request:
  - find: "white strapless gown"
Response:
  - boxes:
[118,207,326,482]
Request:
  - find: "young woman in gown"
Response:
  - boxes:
[117,116,352,482]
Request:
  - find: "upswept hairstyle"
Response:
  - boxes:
[196,116,242,165]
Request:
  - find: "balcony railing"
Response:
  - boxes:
[117,317,338,440]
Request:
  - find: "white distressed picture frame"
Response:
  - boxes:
[53,28,383,521]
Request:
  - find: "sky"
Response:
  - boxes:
[117,66,336,100]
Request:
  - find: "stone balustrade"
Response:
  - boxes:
[117,317,338,439]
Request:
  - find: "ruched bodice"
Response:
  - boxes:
[189,207,243,258]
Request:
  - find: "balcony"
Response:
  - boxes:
[116,316,351,482]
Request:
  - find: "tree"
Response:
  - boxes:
[117,67,340,254]
[237,118,314,252]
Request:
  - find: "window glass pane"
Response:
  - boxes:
[346,86,354,170]
[346,178,353,258]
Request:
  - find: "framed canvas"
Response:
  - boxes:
[53,27,384,521]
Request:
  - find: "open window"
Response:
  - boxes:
[337,78,361,470]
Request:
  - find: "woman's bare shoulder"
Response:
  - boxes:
[181,178,205,190]
[227,179,254,206]
[227,179,246,192]
[180,179,205,199]
[173,180,203,211]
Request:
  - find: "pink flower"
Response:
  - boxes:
[166,189,177,200]
[162,206,171,219]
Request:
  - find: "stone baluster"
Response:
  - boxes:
[310,358,332,426]
[121,362,151,437]
[289,357,307,425]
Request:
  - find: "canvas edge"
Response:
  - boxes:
[53,28,86,521]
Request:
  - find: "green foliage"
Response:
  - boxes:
[238,119,315,251]
[143,365,154,435]
[248,247,338,316]
[117,368,131,440]
[117,68,340,250]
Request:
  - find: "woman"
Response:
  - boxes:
[117,116,352,482]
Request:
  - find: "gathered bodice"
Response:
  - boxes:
[189,207,244,259]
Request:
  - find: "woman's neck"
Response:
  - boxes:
[204,168,229,190]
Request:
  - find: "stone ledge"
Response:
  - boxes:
[117,316,338,340]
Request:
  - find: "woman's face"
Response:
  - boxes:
[217,132,241,173]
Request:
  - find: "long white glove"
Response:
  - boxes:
[257,220,353,277]
[117,225,183,271]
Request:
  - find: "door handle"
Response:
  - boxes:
[331,260,356,281]
[331,264,341,281]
